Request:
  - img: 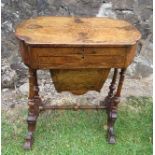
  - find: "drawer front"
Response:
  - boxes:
[30,47,126,69]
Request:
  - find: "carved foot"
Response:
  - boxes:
[24,112,37,150]
[107,110,117,144]
[23,132,33,150]
[107,127,116,144]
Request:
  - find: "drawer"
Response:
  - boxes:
[30,47,126,69]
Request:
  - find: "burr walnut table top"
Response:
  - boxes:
[15,16,141,47]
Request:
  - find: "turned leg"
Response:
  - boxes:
[100,68,118,106]
[24,68,41,149]
[107,68,126,144]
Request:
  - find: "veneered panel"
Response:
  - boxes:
[15,16,141,47]
[50,68,110,95]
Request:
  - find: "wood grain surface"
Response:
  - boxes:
[50,68,110,95]
[15,16,141,47]
[30,47,126,69]
[15,16,142,149]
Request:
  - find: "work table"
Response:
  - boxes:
[15,16,141,149]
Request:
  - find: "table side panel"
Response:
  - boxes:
[124,44,137,67]
[19,41,30,65]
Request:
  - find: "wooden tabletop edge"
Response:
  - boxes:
[14,37,141,47]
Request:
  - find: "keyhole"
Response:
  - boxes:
[81,48,85,59]
[81,55,84,59]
